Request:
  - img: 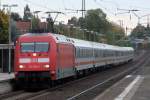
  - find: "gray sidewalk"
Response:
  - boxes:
[0,73,14,94]
[94,58,150,100]
[0,73,14,82]
[93,75,144,100]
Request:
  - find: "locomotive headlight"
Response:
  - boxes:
[19,65,24,68]
[33,53,37,57]
[44,65,50,68]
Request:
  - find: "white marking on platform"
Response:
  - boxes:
[125,75,132,78]
[114,75,142,100]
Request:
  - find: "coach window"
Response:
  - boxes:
[78,48,80,58]
[80,48,82,58]
[79,48,81,58]
[86,48,88,57]
[99,50,101,57]
[84,48,86,58]
[115,51,118,57]
[97,50,99,57]
[76,47,78,58]
[81,48,83,58]
[77,47,80,58]
[84,48,85,57]
[103,50,106,57]
[95,49,98,57]
[75,48,77,57]
[82,48,84,57]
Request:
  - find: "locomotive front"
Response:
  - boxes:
[14,34,56,84]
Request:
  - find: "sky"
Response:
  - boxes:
[1,0,150,34]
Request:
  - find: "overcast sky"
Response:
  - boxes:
[1,0,150,34]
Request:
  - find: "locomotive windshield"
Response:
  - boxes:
[35,42,49,52]
[21,42,49,53]
[21,43,34,52]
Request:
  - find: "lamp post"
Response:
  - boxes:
[41,17,48,32]
[79,28,83,39]
[83,29,87,40]
[3,4,18,73]
[76,27,81,38]
[0,0,1,10]
[72,26,77,38]
[86,30,90,41]
[90,31,94,41]
[69,24,74,37]
[33,11,41,17]
[32,11,41,32]
[28,17,33,32]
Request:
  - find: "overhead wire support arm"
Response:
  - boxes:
[117,8,140,12]
[65,8,86,13]
[45,11,65,23]
[116,8,140,20]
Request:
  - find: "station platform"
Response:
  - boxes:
[0,73,14,94]
[0,73,14,82]
[94,67,150,100]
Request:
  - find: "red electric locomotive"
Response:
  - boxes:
[15,33,75,86]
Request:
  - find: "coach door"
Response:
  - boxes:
[57,43,75,79]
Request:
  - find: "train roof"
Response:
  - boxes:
[53,34,134,51]
[19,33,134,51]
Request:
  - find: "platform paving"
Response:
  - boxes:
[0,73,14,94]
[0,73,14,82]
[94,65,150,100]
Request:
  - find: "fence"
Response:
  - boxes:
[0,44,14,73]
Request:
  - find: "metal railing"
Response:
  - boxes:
[0,44,14,73]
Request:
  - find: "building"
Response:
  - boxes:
[16,21,48,34]
[16,21,31,35]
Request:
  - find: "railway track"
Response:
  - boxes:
[0,50,147,100]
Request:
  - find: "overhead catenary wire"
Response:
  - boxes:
[22,0,71,24]
[97,0,119,8]
[94,0,116,16]
[23,0,56,12]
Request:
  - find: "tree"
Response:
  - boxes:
[11,12,22,21]
[23,4,32,21]
[31,16,40,32]
[68,17,78,26]
[11,19,17,42]
[84,9,108,33]
[130,24,146,38]
[106,22,125,44]
[0,11,9,43]
[78,17,86,28]
[66,8,125,44]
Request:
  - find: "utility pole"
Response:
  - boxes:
[45,11,64,33]
[65,0,86,18]
[3,4,18,73]
[116,8,140,23]
[65,0,86,39]
[147,16,150,27]
[45,11,64,23]
[0,0,1,10]
[125,26,128,36]
[118,20,123,27]
[82,0,85,18]
[33,11,41,18]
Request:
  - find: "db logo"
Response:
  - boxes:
[32,58,38,62]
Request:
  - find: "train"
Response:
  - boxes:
[14,33,134,86]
